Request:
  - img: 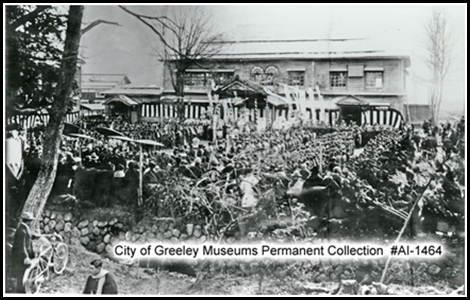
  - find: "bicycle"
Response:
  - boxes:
[23,233,69,294]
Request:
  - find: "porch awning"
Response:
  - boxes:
[80,103,106,110]
[103,95,139,106]
[265,90,288,107]
[160,95,209,103]
[266,94,288,107]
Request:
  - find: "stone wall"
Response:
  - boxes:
[38,210,218,258]
[39,209,464,286]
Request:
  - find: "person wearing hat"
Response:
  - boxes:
[303,165,326,190]
[11,212,36,293]
[89,152,100,168]
[83,259,118,294]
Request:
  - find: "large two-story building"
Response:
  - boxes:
[155,38,411,127]
[102,38,411,127]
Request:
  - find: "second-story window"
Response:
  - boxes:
[365,71,383,88]
[251,66,264,82]
[288,71,305,86]
[184,72,206,86]
[263,66,279,86]
[184,70,234,87]
[213,72,234,85]
[330,71,347,87]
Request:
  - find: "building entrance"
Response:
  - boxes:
[340,106,362,125]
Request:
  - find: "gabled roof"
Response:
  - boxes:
[216,77,288,107]
[217,77,267,95]
[81,74,131,89]
[102,84,163,96]
[82,82,121,88]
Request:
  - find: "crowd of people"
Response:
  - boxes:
[6,114,465,294]
[9,115,360,208]
[12,115,413,197]
[10,115,465,204]
[413,117,465,158]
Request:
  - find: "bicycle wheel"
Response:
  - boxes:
[23,265,42,294]
[53,243,68,274]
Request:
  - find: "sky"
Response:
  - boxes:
[79,4,466,112]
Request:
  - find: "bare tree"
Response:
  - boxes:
[423,8,454,125]
[119,5,225,121]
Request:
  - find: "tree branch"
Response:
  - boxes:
[81,19,121,35]
[119,5,183,57]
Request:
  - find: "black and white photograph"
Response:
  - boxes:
[4,4,466,296]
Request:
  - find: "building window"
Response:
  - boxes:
[184,70,234,87]
[95,91,105,99]
[263,66,279,86]
[213,72,233,85]
[184,72,206,86]
[288,71,305,86]
[251,66,264,82]
[365,71,383,88]
[330,72,347,87]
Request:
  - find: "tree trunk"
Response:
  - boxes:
[22,6,84,227]
[429,78,439,125]
[435,77,444,125]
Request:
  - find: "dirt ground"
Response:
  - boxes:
[5,244,464,296]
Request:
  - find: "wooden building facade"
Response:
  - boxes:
[160,39,411,127]
[100,39,411,127]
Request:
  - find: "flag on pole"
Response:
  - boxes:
[307,88,315,121]
[294,86,301,112]
[266,105,272,130]
[221,99,229,121]
[227,99,235,123]
[315,83,323,101]
[300,88,307,116]
[207,91,213,115]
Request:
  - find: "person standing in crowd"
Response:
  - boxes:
[303,165,326,190]
[83,259,118,294]
[143,161,161,185]
[11,212,36,293]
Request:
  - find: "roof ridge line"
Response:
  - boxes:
[209,38,369,44]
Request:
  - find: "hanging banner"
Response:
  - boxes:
[283,85,293,120]
[315,84,323,101]
[227,100,234,123]
[207,91,214,115]
[221,99,229,121]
